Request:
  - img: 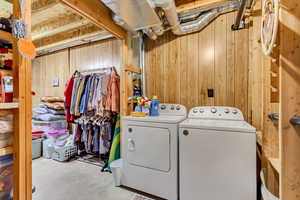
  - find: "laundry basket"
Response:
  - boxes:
[110,159,123,187]
[51,145,77,162]
[260,169,279,200]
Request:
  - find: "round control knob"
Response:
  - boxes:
[224,108,230,114]
[176,105,181,110]
[232,109,238,114]
[183,130,189,136]
[193,109,198,113]
[170,105,175,110]
[211,107,217,113]
[199,108,205,113]
[161,105,167,110]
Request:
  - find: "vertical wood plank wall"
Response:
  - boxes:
[280,0,300,199]
[32,38,122,107]
[145,12,263,126]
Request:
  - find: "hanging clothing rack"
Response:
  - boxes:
[78,66,114,74]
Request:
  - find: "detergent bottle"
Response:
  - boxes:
[150,96,159,116]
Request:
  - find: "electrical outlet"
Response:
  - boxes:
[208,89,214,98]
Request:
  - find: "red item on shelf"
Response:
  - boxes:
[0,48,8,54]
[4,92,13,102]
[32,131,44,139]
[4,60,12,67]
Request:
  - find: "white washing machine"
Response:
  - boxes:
[121,104,187,200]
[179,106,256,200]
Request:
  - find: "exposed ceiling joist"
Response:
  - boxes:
[176,0,228,13]
[36,31,112,55]
[175,0,195,7]
[32,13,89,40]
[34,23,111,51]
[59,0,127,40]
[32,0,59,13]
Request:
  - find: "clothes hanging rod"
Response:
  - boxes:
[78,66,114,73]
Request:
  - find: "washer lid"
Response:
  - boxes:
[180,119,256,133]
[122,115,186,123]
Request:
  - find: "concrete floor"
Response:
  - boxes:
[32,158,135,200]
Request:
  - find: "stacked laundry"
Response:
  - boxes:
[0,115,13,148]
[32,96,67,133]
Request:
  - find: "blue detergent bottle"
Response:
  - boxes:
[150,96,160,116]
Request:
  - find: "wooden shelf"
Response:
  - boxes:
[0,146,13,156]
[0,69,13,76]
[0,30,13,43]
[0,102,19,110]
[269,157,280,173]
[0,110,14,116]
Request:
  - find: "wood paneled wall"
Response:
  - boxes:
[145,12,263,125]
[32,38,122,107]
[280,0,300,198]
[32,50,69,107]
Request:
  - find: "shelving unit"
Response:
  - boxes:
[0,102,19,109]
[0,0,32,200]
[0,69,13,76]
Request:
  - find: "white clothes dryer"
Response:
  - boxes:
[179,106,256,200]
[121,104,187,200]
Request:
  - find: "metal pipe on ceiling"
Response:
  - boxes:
[152,0,240,36]
[232,0,247,30]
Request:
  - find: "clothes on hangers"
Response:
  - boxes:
[74,113,117,155]
[65,67,120,122]
[64,67,120,169]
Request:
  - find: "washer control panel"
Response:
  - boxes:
[188,106,244,120]
[159,104,187,116]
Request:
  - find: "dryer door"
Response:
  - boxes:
[127,125,170,172]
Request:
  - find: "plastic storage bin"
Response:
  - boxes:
[32,138,42,160]
[0,154,13,200]
[110,159,123,187]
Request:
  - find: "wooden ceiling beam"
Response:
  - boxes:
[32,13,89,40]
[176,0,228,13]
[34,23,111,51]
[59,0,127,40]
[32,0,59,14]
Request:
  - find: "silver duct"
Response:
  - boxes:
[173,10,219,35]
[143,28,158,40]
[152,0,240,35]
[101,0,163,39]
[113,15,138,36]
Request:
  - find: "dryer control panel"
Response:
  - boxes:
[188,106,244,121]
[159,104,187,116]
